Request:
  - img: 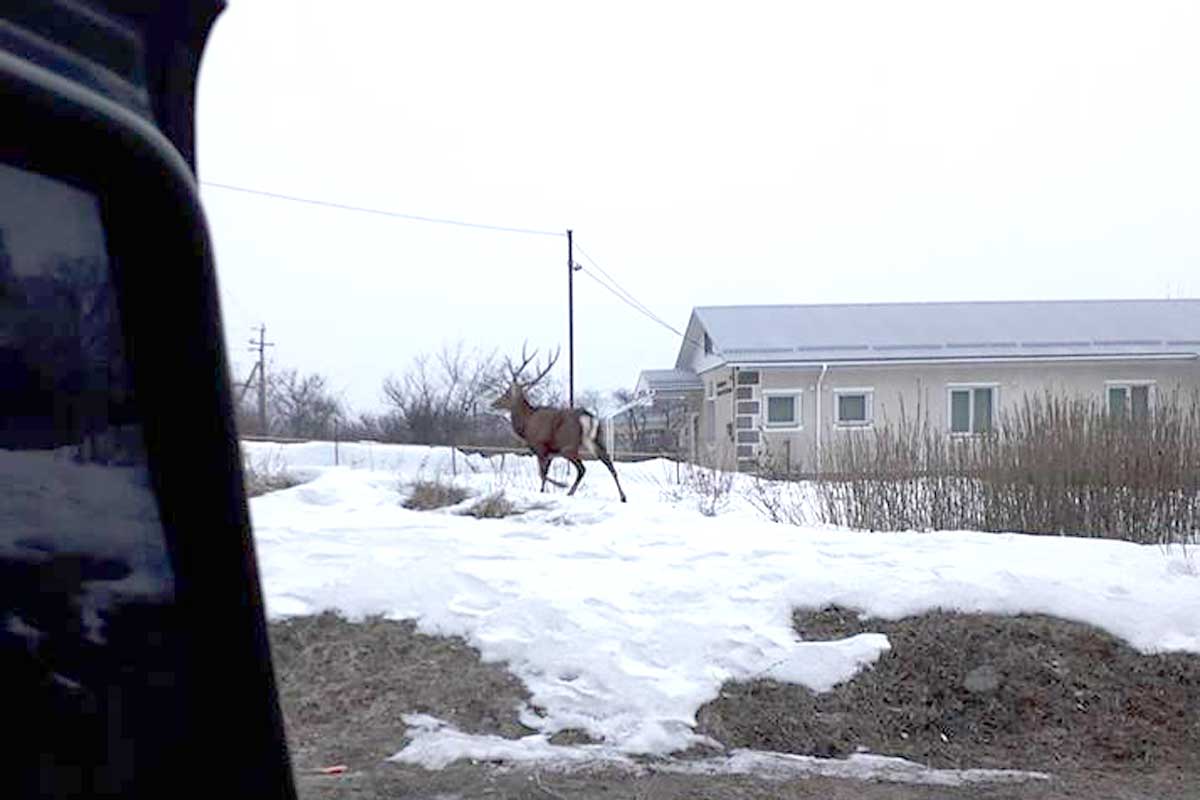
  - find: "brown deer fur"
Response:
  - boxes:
[490,346,627,502]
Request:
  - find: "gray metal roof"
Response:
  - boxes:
[693,299,1200,363]
[636,368,703,394]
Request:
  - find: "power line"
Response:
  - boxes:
[199,181,566,238]
[572,243,706,349]
[576,265,707,350]
[219,284,256,325]
[573,243,671,330]
[579,264,682,337]
[200,181,702,350]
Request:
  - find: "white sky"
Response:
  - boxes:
[195,1,1200,415]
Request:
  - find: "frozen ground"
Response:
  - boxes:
[242,440,1199,783]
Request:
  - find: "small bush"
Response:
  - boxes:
[743,471,810,525]
[460,490,518,518]
[659,460,735,517]
[404,479,470,510]
[244,449,303,497]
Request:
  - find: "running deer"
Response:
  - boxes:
[490,344,628,502]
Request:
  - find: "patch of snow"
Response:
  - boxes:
[667,748,1050,786]
[390,715,1050,787]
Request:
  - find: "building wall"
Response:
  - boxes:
[696,366,739,467]
[718,357,1200,471]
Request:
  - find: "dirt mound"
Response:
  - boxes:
[696,607,1200,774]
[268,612,534,770]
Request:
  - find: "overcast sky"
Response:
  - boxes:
[195,1,1200,416]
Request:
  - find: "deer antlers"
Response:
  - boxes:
[505,341,560,390]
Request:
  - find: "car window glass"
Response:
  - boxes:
[1,160,179,790]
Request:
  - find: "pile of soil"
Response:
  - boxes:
[696,606,1200,775]
[267,609,1200,799]
[268,612,534,770]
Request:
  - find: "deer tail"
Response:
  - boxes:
[579,411,600,457]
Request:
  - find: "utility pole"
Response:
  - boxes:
[567,229,575,407]
[236,361,260,405]
[248,325,274,434]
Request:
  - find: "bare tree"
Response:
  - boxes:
[267,368,344,439]
[381,341,506,445]
[655,397,694,456]
[610,388,692,455]
[337,411,405,442]
[611,388,650,451]
[575,388,608,415]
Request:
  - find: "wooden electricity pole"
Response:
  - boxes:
[567,229,577,407]
[249,325,274,434]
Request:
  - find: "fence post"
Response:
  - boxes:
[334,418,339,466]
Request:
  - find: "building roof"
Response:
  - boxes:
[689,299,1200,364]
[636,368,704,396]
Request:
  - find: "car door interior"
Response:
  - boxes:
[1,3,296,797]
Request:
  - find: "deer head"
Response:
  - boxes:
[490,342,560,412]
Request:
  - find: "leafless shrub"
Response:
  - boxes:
[813,390,1200,545]
[459,490,518,519]
[403,478,470,510]
[610,389,694,455]
[659,457,735,517]
[742,443,812,525]
[267,368,345,439]
[243,448,303,497]
[234,363,345,438]
[743,472,811,525]
[382,341,512,446]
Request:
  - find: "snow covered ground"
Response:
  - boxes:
[243,440,1199,783]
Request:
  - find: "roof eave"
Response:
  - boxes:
[721,351,1200,369]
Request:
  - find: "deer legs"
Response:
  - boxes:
[537,449,626,503]
[567,458,586,495]
[537,453,567,491]
[596,449,628,503]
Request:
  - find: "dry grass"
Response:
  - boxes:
[697,606,1200,773]
[268,612,533,771]
[458,490,518,518]
[403,479,469,510]
[244,450,304,497]
[811,391,1200,544]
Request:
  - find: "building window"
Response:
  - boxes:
[834,389,873,427]
[1107,382,1153,421]
[948,386,995,434]
[763,390,801,428]
[703,332,713,354]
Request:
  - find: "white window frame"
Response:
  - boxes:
[833,387,874,428]
[762,388,803,430]
[946,383,999,436]
[1105,380,1156,419]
